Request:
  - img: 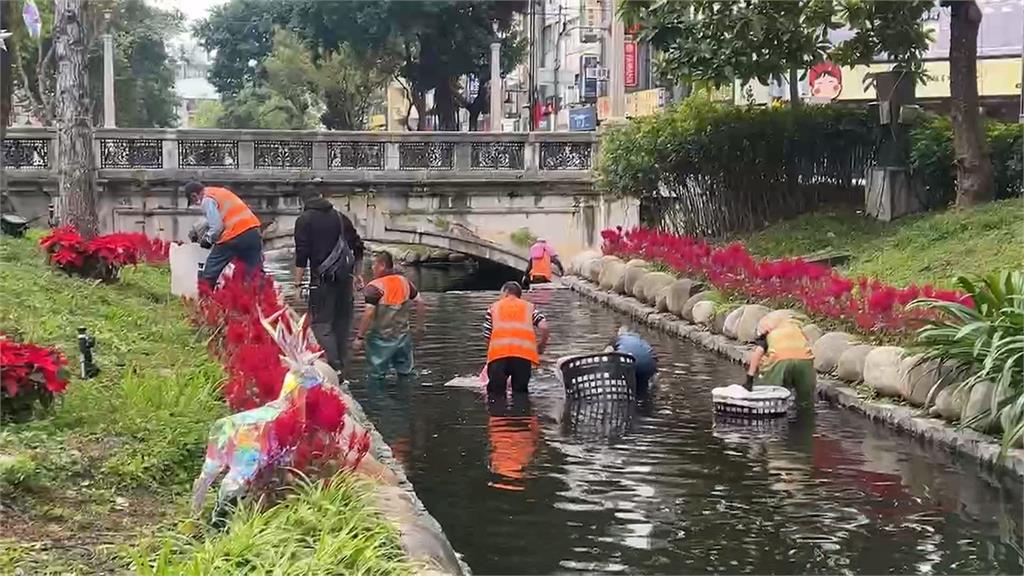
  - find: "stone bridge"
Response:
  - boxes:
[3,128,637,268]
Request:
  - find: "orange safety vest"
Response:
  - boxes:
[763,320,814,370]
[487,297,540,364]
[367,274,412,306]
[530,251,553,281]
[204,187,260,244]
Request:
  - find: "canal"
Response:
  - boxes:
[268,255,1024,575]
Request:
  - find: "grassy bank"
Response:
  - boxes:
[0,233,225,572]
[731,199,1024,287]
[0,235,410,575]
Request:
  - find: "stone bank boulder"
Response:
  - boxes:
[587,258,606,283]
[801,323,824,346]
[598,260,627,292]
[736,304,772,342]
[931,385,967,422]
[836,345,874,382]
[625,259,648,269]
[666,279,702,316]
[712,306,737,334]
[623,266,649,296]
[863,346,905,397]
[812,332,853,373]
[579,256,602,281]
[898,354,956,407]
[962,380,1013,433]
[722,307,745,339]
[638,272,676,305]
[692,301,717,326]
[681,290,715,321]
[569,250,601,275]
[656,287,672,312]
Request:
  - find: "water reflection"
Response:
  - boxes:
[262,258,1023,574]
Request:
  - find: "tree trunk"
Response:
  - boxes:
[788,66,801,109]
[434,79,459,131]
[55,0,99,237]
[948,0,993,207]
[1,0,13,129]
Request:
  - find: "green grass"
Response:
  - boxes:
[0,234,410,575]
[731,199,1024,287]
[0,233,226,572]
[134,475,411,576]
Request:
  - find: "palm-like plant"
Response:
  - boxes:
[909,271,1024,453]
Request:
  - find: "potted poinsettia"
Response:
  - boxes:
[1,335,70,422]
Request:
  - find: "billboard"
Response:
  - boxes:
[624,40,638,88]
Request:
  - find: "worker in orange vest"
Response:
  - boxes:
[185,181,263,288]
[353,251,426,380]
[484,281,550,396]
[523,237,563,287]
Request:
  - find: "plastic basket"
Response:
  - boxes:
[563,399,635,440]
[560,352,637,402]
[711,385,792,419]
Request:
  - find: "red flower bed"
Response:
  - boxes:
[1,335,70,422]
[602,226,969,337]
[40,227,171,280]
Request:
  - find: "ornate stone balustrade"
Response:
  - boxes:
[2,128,597,179]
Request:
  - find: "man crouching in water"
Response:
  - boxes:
[606,327,658,397]
[745,316,816,407]
[484,281,550,397]
[353,251,426,380]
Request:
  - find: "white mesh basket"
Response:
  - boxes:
[711,384,792,418]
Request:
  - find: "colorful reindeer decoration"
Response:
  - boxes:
[191,307,372,517]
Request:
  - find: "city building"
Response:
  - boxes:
[171,40,219,128]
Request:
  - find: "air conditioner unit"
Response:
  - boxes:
[584,67,599,80]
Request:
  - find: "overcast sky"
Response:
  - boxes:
[152,0,226,23]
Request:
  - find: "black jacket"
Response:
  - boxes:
[294,198,365,270]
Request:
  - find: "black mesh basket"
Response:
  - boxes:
[563,399,635,440]
[560,352,637,402]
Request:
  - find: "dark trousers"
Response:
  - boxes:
[309,275,354,374]
[487,357,533,396]
[201,228,263,288]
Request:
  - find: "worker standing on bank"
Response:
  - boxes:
[185,180,263,289]
[484,281,550,396]
[745,316,816,407]
[293,190,365,377]
[523,237,563,287]
[353,251,426,380]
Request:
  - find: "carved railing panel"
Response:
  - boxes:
[2,139,49,169]
[471,142,525,170]
[99,138,163,169]
[399,142,454,170]
[539,142,591,170]
[254,140,313,169]
[178,139,238,168]
[328,142,384,170]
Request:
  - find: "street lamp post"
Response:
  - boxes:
[490,39,502,132]
[102,11,115,128]
[607,0,626,120]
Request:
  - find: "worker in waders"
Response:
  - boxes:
[522,237,563,287]
[484,281,550,397]
[353,251,425,380]
[185,180,263,289]
[745,316,816,407]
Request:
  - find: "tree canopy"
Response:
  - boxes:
[9,0,182,127]
[195,0,527,130]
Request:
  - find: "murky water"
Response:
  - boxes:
[266,257,1023,575]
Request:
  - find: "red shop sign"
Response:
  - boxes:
[624,40,638,88]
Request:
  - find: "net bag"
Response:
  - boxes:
[711,384,792,418]
[559,352,637,402]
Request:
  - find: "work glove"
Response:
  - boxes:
[743,374,754,391]
[188,229,199,243]
[199,237,213,250]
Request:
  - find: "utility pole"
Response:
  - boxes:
[102,11,115,128]
[608,0,626,120]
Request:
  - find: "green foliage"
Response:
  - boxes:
[191,101,225,129]
[0,454,39,494]
[732,200,1024,288]
[598,99,875,236]
[509,228,537,249]
[910,116,1024,208]
[134,475,411,576]
[909,271,1024,452]
[623,0,933,98]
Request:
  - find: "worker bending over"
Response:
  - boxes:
[745,316,816,407]
[185,180,263,288]
[484,281,550,396]
[523,237,563,287]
